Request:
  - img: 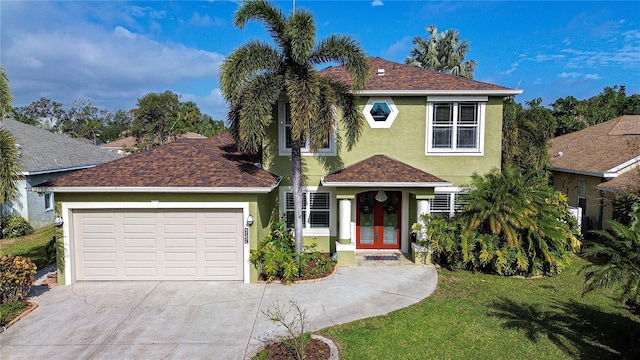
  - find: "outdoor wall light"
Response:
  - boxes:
[54,216,64,227]
[246,214,254,227]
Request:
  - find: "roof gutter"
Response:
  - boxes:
[551,167,619,178]
[606,155,640,173]
[354,89,523,97]
[22,164,98,176]
[29,176,283,194]
[320,180,453,188]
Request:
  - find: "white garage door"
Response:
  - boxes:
[73,209,244,281]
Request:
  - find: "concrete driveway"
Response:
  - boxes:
[0,264,438,359]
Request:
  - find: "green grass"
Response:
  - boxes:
[321,257,640,360]
[0,226,59,269]
[0,301,27,326]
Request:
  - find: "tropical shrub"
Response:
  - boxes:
[612,193,640,226]
[582,205,640,308]
[1,215,34,238]
[0,255,37,304]
[250,222,335,285]
[417,167,580,276]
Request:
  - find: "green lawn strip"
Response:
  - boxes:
[321,257,640,360]
[0,301,27,327]
[0,226,58,269]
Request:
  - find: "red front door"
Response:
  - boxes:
[356,191,401,249]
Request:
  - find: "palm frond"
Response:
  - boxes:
[234,0,286,49]
[286,10,316,64]
[310,35,370,89]
[220,41,281,104]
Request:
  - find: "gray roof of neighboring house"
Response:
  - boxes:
[1,118,123,175]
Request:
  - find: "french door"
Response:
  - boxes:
[356,191,401,249]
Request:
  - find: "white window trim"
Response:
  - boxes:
[44,193,54,211]
[430,188,467,218]
[279,186,336,237]
[425,98,486,156]
[278,101,337,156]
[363,97,399,129]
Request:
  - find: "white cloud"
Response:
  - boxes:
[500,62,519,75]
[558,72,600,81]
[371,0,384,7]
[3,8,225,115]
[382,36,411,58]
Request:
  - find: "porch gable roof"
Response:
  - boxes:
[321,155,451,187]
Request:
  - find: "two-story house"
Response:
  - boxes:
[37,57,521,285]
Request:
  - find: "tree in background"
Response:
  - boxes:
[0,128,23,239]
[220,0,369,252]
[130,90,182,148]
[406,25,477,79]
[0,66,13,118]
[502,98,556,174]
[99,109,133,143]
[0,69,23,238]
[551,85,640,137]
[13,97,66,129]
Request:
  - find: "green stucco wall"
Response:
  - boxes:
[263,96,504,187]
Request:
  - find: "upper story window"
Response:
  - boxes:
[278,101,336,156]
[363,97,398,129]
[426,96,486,156]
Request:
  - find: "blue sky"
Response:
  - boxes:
[2,1,639,120]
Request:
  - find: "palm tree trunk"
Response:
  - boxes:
[291,140,304,253]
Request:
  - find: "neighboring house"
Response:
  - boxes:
[549,115,640,232]
[37,57,521,285]
[0,119,122,227]
[101,132,206,154]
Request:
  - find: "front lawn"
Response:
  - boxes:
[322,257,640,360]
[0,226,59,269]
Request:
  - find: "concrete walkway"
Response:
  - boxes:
[0,262,438,360]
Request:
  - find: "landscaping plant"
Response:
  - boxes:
[0,255,37,304]
[582,205,640,309]
[260,298,311,360]
[1,215,34,239]
[417,167,581,276]
[250,222,335,285]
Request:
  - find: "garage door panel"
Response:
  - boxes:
[124,252,156,262]
[123,238,157,248]
[74,209,243,281]
[83,252,117,262]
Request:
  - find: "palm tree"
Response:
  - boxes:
[220,0,369,252]
[406,25,477,79]
[0,127,23,239]
[582,206,640,307]
[0,66,13,118]
[462,166,543,247]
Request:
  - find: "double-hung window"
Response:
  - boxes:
[426,97,486,155]
[283,188,333,234]
[279,101,335,156]
[430,191,468,218]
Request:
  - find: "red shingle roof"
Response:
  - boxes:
[320,57,518,93]
[322,155,450,186]
[43,132,280,191]
[549,115,640,174]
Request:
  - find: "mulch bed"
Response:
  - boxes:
[258,256,336,283]
[258,338,330,360]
